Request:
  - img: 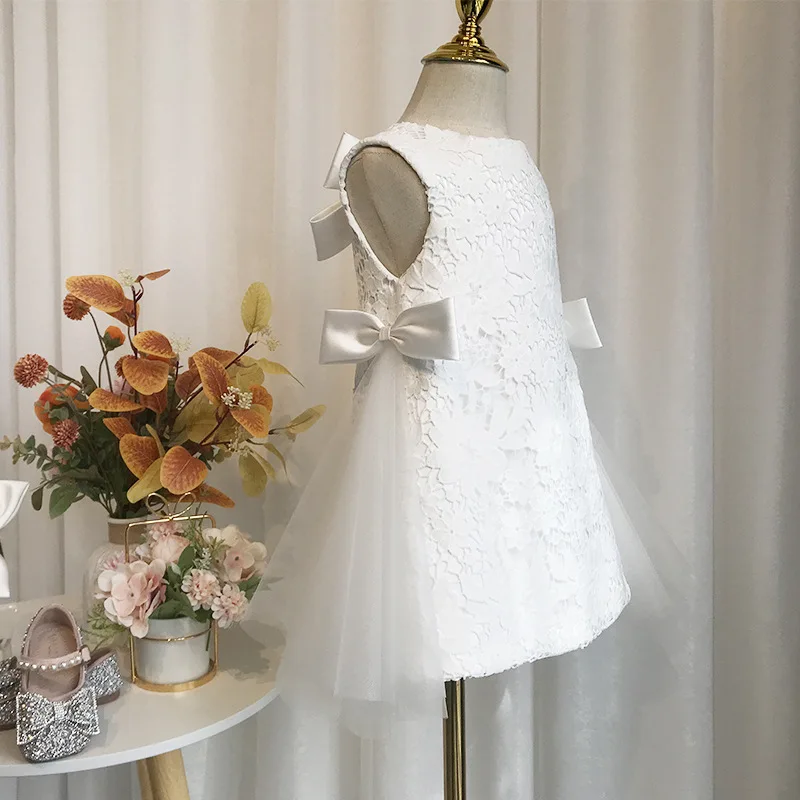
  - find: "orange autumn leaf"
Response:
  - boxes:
[191,483,236,508]
[231,403,270,437]
[122,357,170,395]
[119,434,160,478]
[251,385,274,414]
[189,348,239,369]
[175,367,201,400]
[88,388,144,412]
[141,388,168,413]
[108,298,138,328]
[103,417,136,439]
[65,275,126,313]
[193,352,229,404]
[138,269,170,281]
[160,445,208,494]
[132,330,176,360]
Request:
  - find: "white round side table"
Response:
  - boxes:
[0,596,279,800]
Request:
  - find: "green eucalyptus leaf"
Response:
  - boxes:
[80,366,98,394]
[30,485,44,511]
[48,483,79,519]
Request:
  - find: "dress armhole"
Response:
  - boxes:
[339,137,434,283]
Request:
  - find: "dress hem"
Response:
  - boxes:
[442,582,632,681]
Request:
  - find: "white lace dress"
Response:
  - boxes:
[252,123,631,750]
[336,122,630,679]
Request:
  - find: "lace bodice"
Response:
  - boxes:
[338,122,630,678]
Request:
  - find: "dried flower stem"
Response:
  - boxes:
[88,311,113,389]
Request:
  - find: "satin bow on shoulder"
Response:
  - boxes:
[310,132,360,262]
[320,298,460,364]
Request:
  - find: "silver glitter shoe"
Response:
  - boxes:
[15,605,100,763]
[0,648,122,731]
[0,657,20,730]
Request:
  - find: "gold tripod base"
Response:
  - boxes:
[137,750,190,800]
[444,679,466,800]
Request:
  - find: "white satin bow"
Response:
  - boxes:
[310,132,360,262]
[320,297,460,364]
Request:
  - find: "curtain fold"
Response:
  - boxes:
[0,2,797,799]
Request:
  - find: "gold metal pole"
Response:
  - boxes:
[444,679,466,800]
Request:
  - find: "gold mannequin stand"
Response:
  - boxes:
[444,679,467,800]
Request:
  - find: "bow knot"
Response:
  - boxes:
[16,686,100,747]
[320,298,460,365]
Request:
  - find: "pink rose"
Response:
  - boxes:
[150,533,190,564]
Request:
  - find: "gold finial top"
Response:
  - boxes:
[423,0,508,73]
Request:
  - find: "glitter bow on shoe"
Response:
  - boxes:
[16,686,100,761]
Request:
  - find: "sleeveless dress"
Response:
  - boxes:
[337,122,630,678]
[251,123,631,747]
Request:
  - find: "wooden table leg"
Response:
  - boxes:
[138,749,190,800]
[137,760,155,800]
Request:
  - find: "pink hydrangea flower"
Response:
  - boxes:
[205,524,268,582]
[210,583,248,628]
[181,569,220,610]
[97,559,166,638]
[98,547,125,572]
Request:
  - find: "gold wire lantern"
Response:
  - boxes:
[123,493,219,693]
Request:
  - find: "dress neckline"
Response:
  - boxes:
[389,120,528,148]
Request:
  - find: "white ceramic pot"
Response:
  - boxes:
[134,617,212,686]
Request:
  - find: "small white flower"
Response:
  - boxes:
[221,386,253,410]
[117,270,137,288]
[170,335,192,357]
[256,325,280,352]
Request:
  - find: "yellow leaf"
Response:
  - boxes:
[257,358,303,386]
[127,457,164,504]
[252,450,276,480]
[173,399,218,443]
[228,361,264,392]
[145,424,166,457]
[264,442,288,477]
[275,405,326,435]
[238,452,268,497]
[241,282,272,333]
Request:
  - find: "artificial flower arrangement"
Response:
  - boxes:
[88,520,264,642]
[1,270,324,518]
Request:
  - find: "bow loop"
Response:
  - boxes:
[320,298,460,365]
[311,132,361,261]
[563,298,603,350]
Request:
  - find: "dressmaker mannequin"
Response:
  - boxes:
[347,5,509,798]
[347,8,509,278]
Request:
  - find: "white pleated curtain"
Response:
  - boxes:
[0,1,798,799]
